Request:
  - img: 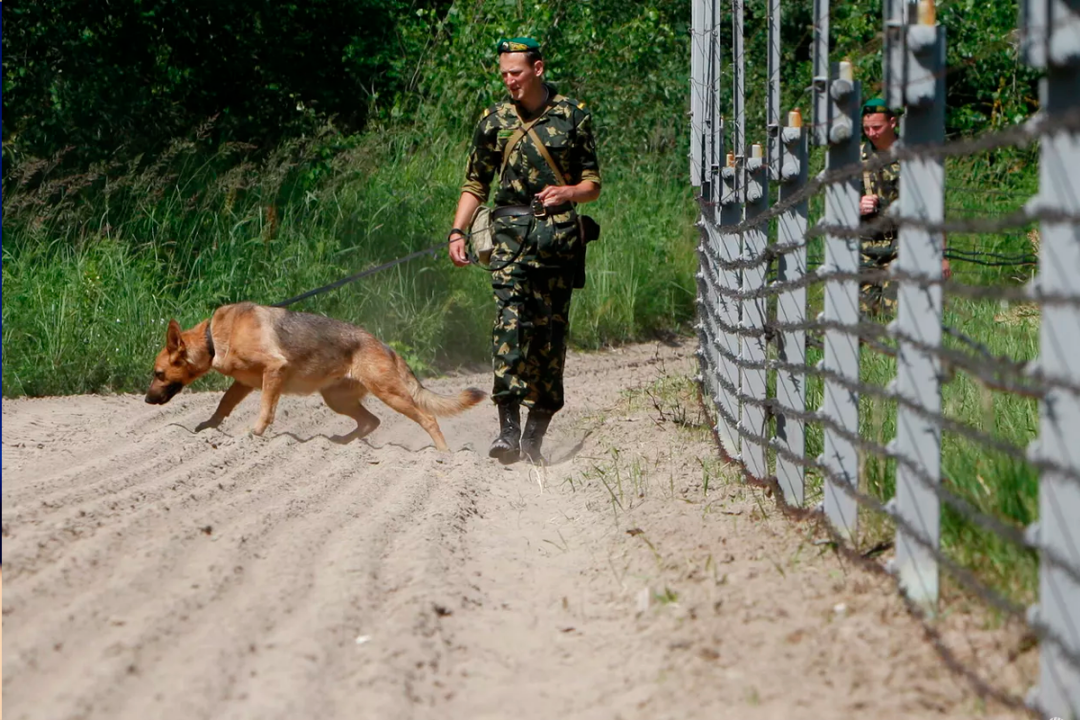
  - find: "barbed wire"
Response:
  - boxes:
[704,229,1041,278]
[696,284,1080,481]
[698,198,1044,275]
[699,106,1080,241]
[810,206,1050,243]
[690,10,1080,710]
[944,249,1039,267]
[942,324,1026,370]
[696,384,1037,715]
[774,310,1066,399]
[698,278,1067,400]
[699,369,1011,612]
[698,317,1080,587]
[694,18,1050,141]
[701,317,1038,535]
[696,243,1080,315]
[688,13,1080,720]
[694,372,1080,678]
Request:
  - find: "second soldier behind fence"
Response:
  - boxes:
[859,98,902,315]
[447,36,601,465]
[860,98,950,315]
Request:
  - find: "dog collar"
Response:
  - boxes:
[205,320,216,360]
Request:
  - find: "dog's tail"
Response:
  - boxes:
[394,353,487,417]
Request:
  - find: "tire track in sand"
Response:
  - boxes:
[2,395,358,582]
[3,388,477,720]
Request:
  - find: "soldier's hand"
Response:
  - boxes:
[448,237,470,267]
[860,195,879,216]
[942,258,952,280]
[537,185,574,207]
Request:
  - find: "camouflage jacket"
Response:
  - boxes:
[861,140,900,216]
[461,83,601,207]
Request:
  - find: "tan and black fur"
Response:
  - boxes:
[145,302,485,451]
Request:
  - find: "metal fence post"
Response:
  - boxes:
[887,2,946,615]
[812,0,862,537]
[692,0,714,431]
[811,0,830,147]
[696,194,720,414]
[1022,0,1080,715]
[766,0,781,182]
[701,0,736,455]
[882,0,908,111]
[697,209,721,413]
[742,143,769,481]
[732,0,745,165]
[711,0,723,195]
[724,0,748,466]
[703,0,719,202]
[690,0,706,189]
[717,149,743,458]
[817,59,862,541]
[775,110,809,506]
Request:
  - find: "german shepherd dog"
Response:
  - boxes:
[145,302,486,451]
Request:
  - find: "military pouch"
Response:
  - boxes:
[467,205,494,267]
[579,214,601,243]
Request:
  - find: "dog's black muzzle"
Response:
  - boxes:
[145,381,185,405]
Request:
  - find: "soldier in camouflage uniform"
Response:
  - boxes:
[859,99,950,315]
[859,98,902,315]
[447,36,601,464]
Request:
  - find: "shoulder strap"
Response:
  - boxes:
[527,127,567,187]
[499,120,538,178]
[862,142,878,196]
[498,96,561,180]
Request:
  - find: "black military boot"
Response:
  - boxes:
[520,409,553,465]
[489,401,521,462]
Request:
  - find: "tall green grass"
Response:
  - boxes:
[3,0,695,396]
[4,0,696,396]
[2,124,698,397]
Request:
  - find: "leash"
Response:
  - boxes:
[271,218,539,309]
[272,239,455,308]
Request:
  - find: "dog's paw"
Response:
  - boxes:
[238,428,263,442]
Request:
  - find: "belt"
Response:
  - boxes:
[491,204,532,218]
[491,202,574,219]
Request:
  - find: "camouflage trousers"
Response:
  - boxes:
[489,213,580,412]
[491,264,574,411]
[860,234,898,317]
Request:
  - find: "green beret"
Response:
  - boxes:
[862,98,896,117]
[497,37,542,56]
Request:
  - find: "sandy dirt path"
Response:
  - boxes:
[2,341,1034,719]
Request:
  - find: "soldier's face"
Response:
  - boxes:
[863,113,898,150]
[499,53,544,102]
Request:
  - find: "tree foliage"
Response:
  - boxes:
[728,0,1039,139]
[2,0,452,166]
[2,0,1041,179]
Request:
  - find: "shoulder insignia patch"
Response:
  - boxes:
[577,102,587,110]
[481,107,493,119]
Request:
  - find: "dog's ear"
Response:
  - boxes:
[166,319,185,354]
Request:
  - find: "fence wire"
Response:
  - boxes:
[690,0,1080,716]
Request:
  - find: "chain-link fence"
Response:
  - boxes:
[689,0,1080,716]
